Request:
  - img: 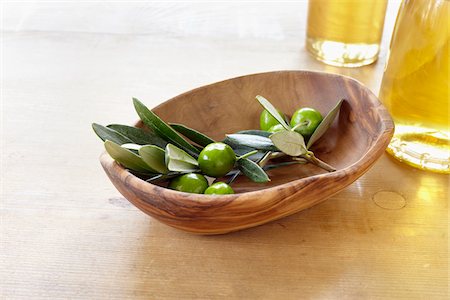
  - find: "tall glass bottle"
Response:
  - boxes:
[379,0,449,173]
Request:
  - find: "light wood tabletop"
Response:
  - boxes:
[2,2,448,299]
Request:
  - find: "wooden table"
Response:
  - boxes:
[2,2,448,299]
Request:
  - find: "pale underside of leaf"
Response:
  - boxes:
[224,134,278,152]
[236,130,272,138]
[270,130,307,156]
[166,160,199,172]
[121,143,142,151]
[165,144,199,172]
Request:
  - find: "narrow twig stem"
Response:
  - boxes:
[227,170,241,185]
[237,150,258,160]
[292,157,308,164]
[302,151,336,172]
[269,152,286,159]
[291,121,308,132]
[258,151,272,168]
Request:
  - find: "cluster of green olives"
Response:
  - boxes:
[260,107,323,139]
[169,107,323,195]
[168,142,236,195]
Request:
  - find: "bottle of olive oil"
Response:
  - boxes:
[379,0,449,173]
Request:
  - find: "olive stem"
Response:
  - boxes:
[302,151,336,172]
[237,150,258,160]
[269,152,286,159]
[227,170,241,185]
[264,160,307,170]
[291,121,308,132]
[292,157,308,164]
[258,151,272,167]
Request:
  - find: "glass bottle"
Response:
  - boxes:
[379,0,449,173]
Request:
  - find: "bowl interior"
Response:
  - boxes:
[147,71,386,193]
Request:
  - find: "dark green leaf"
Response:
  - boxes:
[133,98,199,155]
[139,145,169,174]
[224,134,278,151]
[104,140,155,173]
[169,123,215,147]
[92,123,132,145]
[238,158,270,183]
[255,95,290,130]
[307,99,344,149]
[235,130,272,138]
[107,124,167,148]
[270,130,307,156]
[165,144,199,172]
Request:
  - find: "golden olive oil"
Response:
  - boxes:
[379,0,449,173]
[306,0,388,67]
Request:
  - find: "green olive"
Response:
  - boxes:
[290,107,323,138]
[268,124,285,133]
[204,182,235,195]
[168,173,209,194]
[260,109,285,131]
[198,142,236,178]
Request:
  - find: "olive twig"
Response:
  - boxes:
[302,151,336,172]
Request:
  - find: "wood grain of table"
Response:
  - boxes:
[1,2,448,299]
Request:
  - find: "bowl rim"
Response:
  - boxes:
[100,70,394,202]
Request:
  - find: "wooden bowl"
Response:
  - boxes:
[100,71,394,234]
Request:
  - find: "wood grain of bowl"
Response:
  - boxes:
[100,71,394,234]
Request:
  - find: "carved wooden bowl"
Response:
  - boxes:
[100,71,394,234]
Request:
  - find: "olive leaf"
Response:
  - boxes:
[107,124,167,148]
[224,134,278,151]
[133,98,200,155]
[139,145,169,174]
[165,144,199,172]
[307,99,344,149]
[255,95,290,130]
[92,123,132,145]
[270,130,307,156]
[236,130,272,138]
[169,123,215,147]
[104,140,155,173]
[237,158,270,183]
